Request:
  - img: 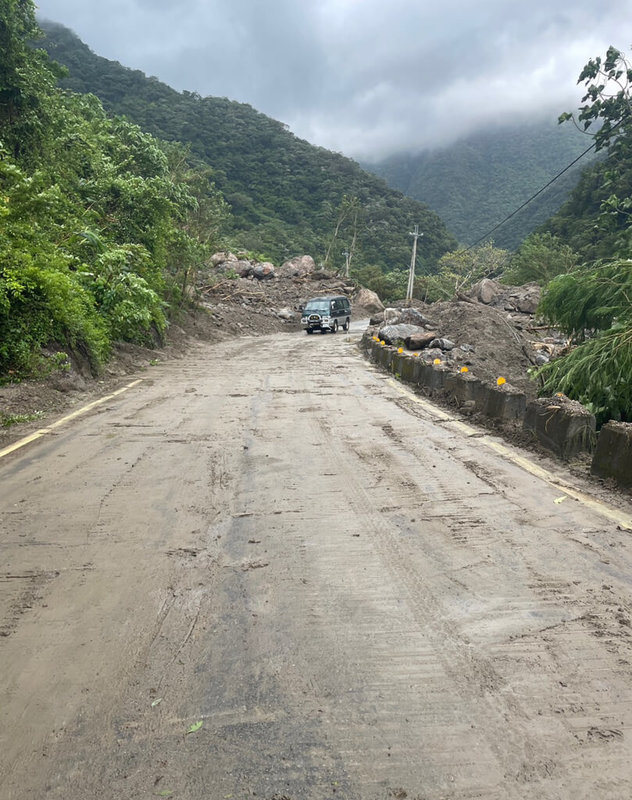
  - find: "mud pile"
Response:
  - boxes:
[427,300,538,396]
[198,272,355,336]
[371,279,568,399]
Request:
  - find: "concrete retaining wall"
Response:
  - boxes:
[591,421,632,487]
[523,398,596,460]
[362,333,596,461]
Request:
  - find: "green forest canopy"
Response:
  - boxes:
[38,20,457,275]
[364,120,596,250]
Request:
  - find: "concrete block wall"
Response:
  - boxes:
[591,421,632,488]
[523,398,596,460]
[362,333,596,461]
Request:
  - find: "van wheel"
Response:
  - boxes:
[342,318,350,331]
[306,329,313,334]
[332,320,338,333]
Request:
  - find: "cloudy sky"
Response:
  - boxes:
[35,0,632,161]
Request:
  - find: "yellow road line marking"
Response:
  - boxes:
[0,379,143,460]
[387,379,632,532]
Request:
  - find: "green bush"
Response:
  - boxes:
[0,2,228,380]
[537,259,632,422]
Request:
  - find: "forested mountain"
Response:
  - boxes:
[543,150,632,262]
[364,121,596,249]
[37,21,456,273]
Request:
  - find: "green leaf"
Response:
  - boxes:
[186,721,203,734]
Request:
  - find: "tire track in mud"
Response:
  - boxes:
[2,333,631,800]
[306,408,523,798]
[283,345,630,798]
[239,348,499,796]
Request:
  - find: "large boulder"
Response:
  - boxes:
[210,251,239,267]
[252,262,276,280]
[407,331,438,350]
[471,278,503,304]
[355,288,384,314]
[510,283,541,314]
[235,260,254,277]
[213,258,250,276]
[384,307,434,327]
[399,307,433,327]
[379,324,426,345]
[430,337,456,351]
[278,255,316,278]
[384,307,401,325]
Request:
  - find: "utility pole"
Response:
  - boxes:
[406,225,423,304]
[342,250,350,278]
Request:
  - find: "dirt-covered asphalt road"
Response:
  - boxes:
[1,327,631,800]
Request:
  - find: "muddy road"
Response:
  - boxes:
[1,327,632,800]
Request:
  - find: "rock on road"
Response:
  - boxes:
[1,327,631,800]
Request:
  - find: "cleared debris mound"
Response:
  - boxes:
[369,279,569,400]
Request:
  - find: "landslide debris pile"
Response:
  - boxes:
[201,260,566,401]
[198,253,359,334]
[368,278,568,399]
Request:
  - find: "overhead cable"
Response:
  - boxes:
[464,138,598,251]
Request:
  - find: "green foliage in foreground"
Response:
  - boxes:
[537,260,632,422]
[546,46,632,263]
[534,46,632,423]
[0,1,228,379]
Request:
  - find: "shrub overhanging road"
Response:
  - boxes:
[1,328,631,799]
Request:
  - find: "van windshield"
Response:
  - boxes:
[304,302,330,314]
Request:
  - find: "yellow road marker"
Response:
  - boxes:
[0,380,143,460]
[387,379,632,532]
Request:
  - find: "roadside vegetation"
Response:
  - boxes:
[535,46,632,422]
[404,46,632,422]
[1,0,227,380]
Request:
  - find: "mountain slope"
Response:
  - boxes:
[543,149,632,262]
[364,121,597,249]
[38,21,457,272]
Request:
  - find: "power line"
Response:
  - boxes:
[464,137,598,251]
